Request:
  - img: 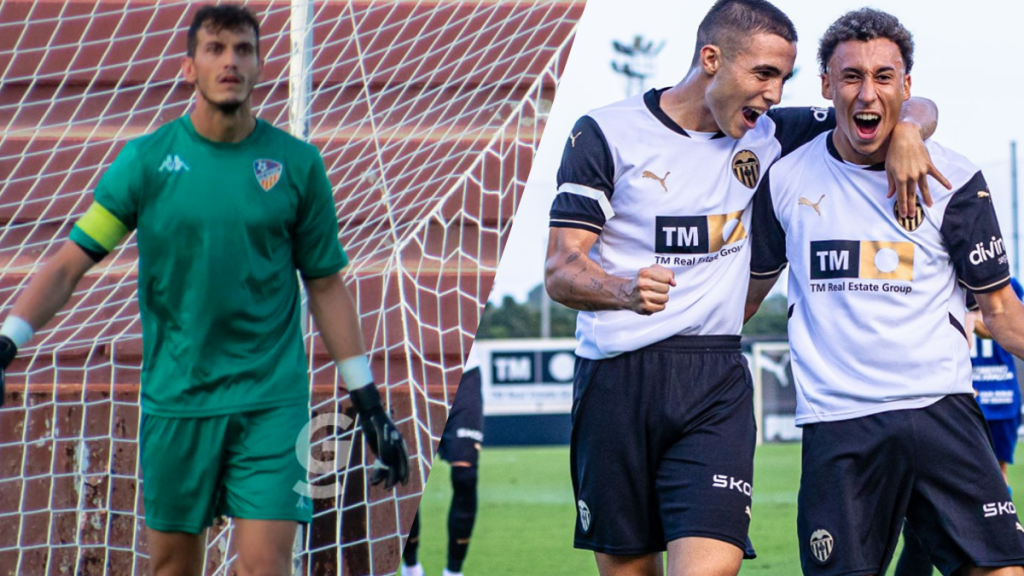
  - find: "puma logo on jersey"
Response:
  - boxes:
[799,195,825,216]
[642,170,670,192]
[159,154,190,173]
[978,191,991,199]
[569,131,582,147]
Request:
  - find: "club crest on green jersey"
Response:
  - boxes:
[254,159,283,191]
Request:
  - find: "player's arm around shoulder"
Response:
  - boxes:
[975,286,1024,360]
[745,170,787,322]
[770,97,947,216]
[544,227,675,316]
[886,97,952,217]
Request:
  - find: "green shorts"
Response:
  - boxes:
[140,403,314,534]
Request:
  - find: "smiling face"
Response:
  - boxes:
[822,37,911,165]
[704,32,796,139]
[182,24,261,114]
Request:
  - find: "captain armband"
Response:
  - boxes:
[70,202,130,258]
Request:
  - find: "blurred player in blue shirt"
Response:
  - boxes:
[895,278,1023,576]
[969,277,1024,479]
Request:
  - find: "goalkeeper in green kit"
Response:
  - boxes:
[0,5,408,575]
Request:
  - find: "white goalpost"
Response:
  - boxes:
[0,1,583,574]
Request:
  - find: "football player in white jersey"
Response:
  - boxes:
[747,8,1024,576]
[544,1,944,575]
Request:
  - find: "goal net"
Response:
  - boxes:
[0,0,583,574]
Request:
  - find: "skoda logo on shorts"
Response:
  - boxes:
[578,500,592,533]
[809,528,834,565]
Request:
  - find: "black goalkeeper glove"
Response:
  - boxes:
[350,384,409,489]
[0,336,17,407]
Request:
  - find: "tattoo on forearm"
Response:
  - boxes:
[616,283,630,305]
[566,252,581,264]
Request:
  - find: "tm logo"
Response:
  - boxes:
[809,240,914,282]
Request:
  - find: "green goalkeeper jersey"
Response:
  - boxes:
[70,116,349,417]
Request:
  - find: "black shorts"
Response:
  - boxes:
[570,335,757,556]
[438,367,484,466]
[799,394,1024,576]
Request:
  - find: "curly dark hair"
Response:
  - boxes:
[818,8,913,74]
[187,4,260,57]
[690,0,797,67]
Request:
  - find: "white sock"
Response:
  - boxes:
[402,563,424,576]
[442,569,463,576]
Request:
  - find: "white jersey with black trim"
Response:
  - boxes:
[550,88,833,360]
[751,131,1010,425]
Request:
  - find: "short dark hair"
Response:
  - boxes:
[187,4,261,57]
[691,0,798,67]
[818,8,914,74]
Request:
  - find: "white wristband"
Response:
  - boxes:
[336,355,373,390]
[0,316,34,348]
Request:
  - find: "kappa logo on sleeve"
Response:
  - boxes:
[254,159,283,192]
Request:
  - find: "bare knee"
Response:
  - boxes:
[146,528,205,576]
[666,536,742,576]
[234,547,293,576]
[232,520,297,576]
[595,552,663,576]
[234,556,293,576]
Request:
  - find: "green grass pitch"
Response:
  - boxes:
[411,443,1024,575]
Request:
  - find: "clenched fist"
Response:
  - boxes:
[625,265,676,315]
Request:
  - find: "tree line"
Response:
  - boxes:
[477,284,789,339]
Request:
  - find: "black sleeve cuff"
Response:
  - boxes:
[71,239,107,263]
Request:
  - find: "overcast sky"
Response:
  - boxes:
[489,0,1024,302]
